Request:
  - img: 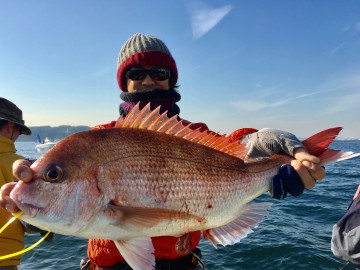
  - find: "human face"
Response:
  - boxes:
[0,122,21,142]
[126,66,170,92]
[10,123,21,142]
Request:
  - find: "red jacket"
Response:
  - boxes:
[88,118,257,266]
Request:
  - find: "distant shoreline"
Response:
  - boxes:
[18,125,91,142]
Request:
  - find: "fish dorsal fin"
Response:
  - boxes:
[117,103,247,159]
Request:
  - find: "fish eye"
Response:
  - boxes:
[43,164,64,183]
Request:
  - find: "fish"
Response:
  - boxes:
[9,103,360,270]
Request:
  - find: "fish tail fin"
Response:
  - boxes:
[318,149,360,165]
[302,127,342,156]
[302,127,360,165]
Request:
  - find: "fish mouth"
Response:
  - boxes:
[9,180,44,218]
[14,201,40,218]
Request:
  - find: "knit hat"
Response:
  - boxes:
[0,97,31,135]
[117,33,178,91]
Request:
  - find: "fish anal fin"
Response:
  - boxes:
[114,238,155,270]
[203,202,272,248]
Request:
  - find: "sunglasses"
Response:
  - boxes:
[126,67,170,81]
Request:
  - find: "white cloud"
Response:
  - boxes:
[320,71,360,93]
[320,72,360,113]
[356,22,360,31]
[326,91,360,113]
[341,25,351,32]
[231,100,269,112]
[232,70,360,114]
[331,42,346,54]
[231,89,321,112]
[188,2,232,39]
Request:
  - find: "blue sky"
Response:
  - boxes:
[1,1,359,138]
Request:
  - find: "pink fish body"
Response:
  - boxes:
[10,104,359,270]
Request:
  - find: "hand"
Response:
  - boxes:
[291,148,326,189]
[0,182,19,214]
[0,159,33,214]
[241,129,326,198]
[13,159,33,183]
[271,148,326,199]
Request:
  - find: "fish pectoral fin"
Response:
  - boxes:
[106,204,197,227]
[114,238,155,270]
[202,202,272,248]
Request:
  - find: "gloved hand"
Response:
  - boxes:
[241,129,306,200]
[271,164,305,199]
[21,221,55,241]
[241,128,304,161]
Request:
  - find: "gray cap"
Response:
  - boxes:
[0,97,31,135]
[116,33,178,91]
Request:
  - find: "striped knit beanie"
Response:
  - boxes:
[117,33,178,92]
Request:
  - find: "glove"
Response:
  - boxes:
[21,221,55,241]
[241,129,305,199]
[271,165,305,199]
[241,128,304,160]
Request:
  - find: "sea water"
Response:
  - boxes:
[12,140,360,270]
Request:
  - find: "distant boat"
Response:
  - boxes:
[35,135,57,152]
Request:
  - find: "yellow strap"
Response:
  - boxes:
[0,211,24,234]
[0,231,51,260]
[0,211,52,261]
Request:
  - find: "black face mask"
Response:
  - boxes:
[119,89,181,118]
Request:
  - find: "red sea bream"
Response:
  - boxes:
[10,104,359,270]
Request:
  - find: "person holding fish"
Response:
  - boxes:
[0,34,326,270]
